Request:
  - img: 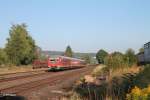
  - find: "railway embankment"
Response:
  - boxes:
[61,65,142,100]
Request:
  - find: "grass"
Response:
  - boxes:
[107,65,141,82]
[92,64,106,76]
[0,65,34,74]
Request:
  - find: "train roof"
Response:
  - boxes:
[60,56,85,61]
[49,55,60,58]
[49,55,85,61]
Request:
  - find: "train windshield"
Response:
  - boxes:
[50,58,58,63]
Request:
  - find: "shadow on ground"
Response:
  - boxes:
[0,96,26,100]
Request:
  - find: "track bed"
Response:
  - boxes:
[0,65,96,100]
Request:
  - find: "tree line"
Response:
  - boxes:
[96,48,137,70]
[64,45,92,64]
[0,24,92,66]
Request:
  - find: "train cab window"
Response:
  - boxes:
[50,58,59,63]
[50,59,56,63]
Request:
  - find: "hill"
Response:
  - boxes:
[41,51,96,58]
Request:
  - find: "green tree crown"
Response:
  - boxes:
[96,49,108,64]
[64,45,73,57]
[5,24,36,65]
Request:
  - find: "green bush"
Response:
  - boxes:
[133,65,150,88]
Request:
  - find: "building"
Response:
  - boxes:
[144,42,150,63]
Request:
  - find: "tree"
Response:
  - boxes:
[81,54,91,64]
[124,48,137,67]
[5,24,36,65]
[0,48,8,65]
[111,51,123,57]
[96,49,108,64]
[64,45,73,57]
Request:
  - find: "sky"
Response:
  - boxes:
[0,0,150,53]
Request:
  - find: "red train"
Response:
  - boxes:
[33,56,86,70]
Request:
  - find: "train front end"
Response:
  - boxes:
[47,56,64,71]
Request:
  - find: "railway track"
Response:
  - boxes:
[0,67,84,83]
[0,68,47,77]
[0,68,49,84]
[0,71,47,83]
[0,66,94,95]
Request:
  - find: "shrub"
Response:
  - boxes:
[133,65,150,88]
[104,53,128,71]
[73,83,107,100]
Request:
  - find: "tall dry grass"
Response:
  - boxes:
[63,65,141,100]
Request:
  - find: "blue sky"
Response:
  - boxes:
[0,0,150,53]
